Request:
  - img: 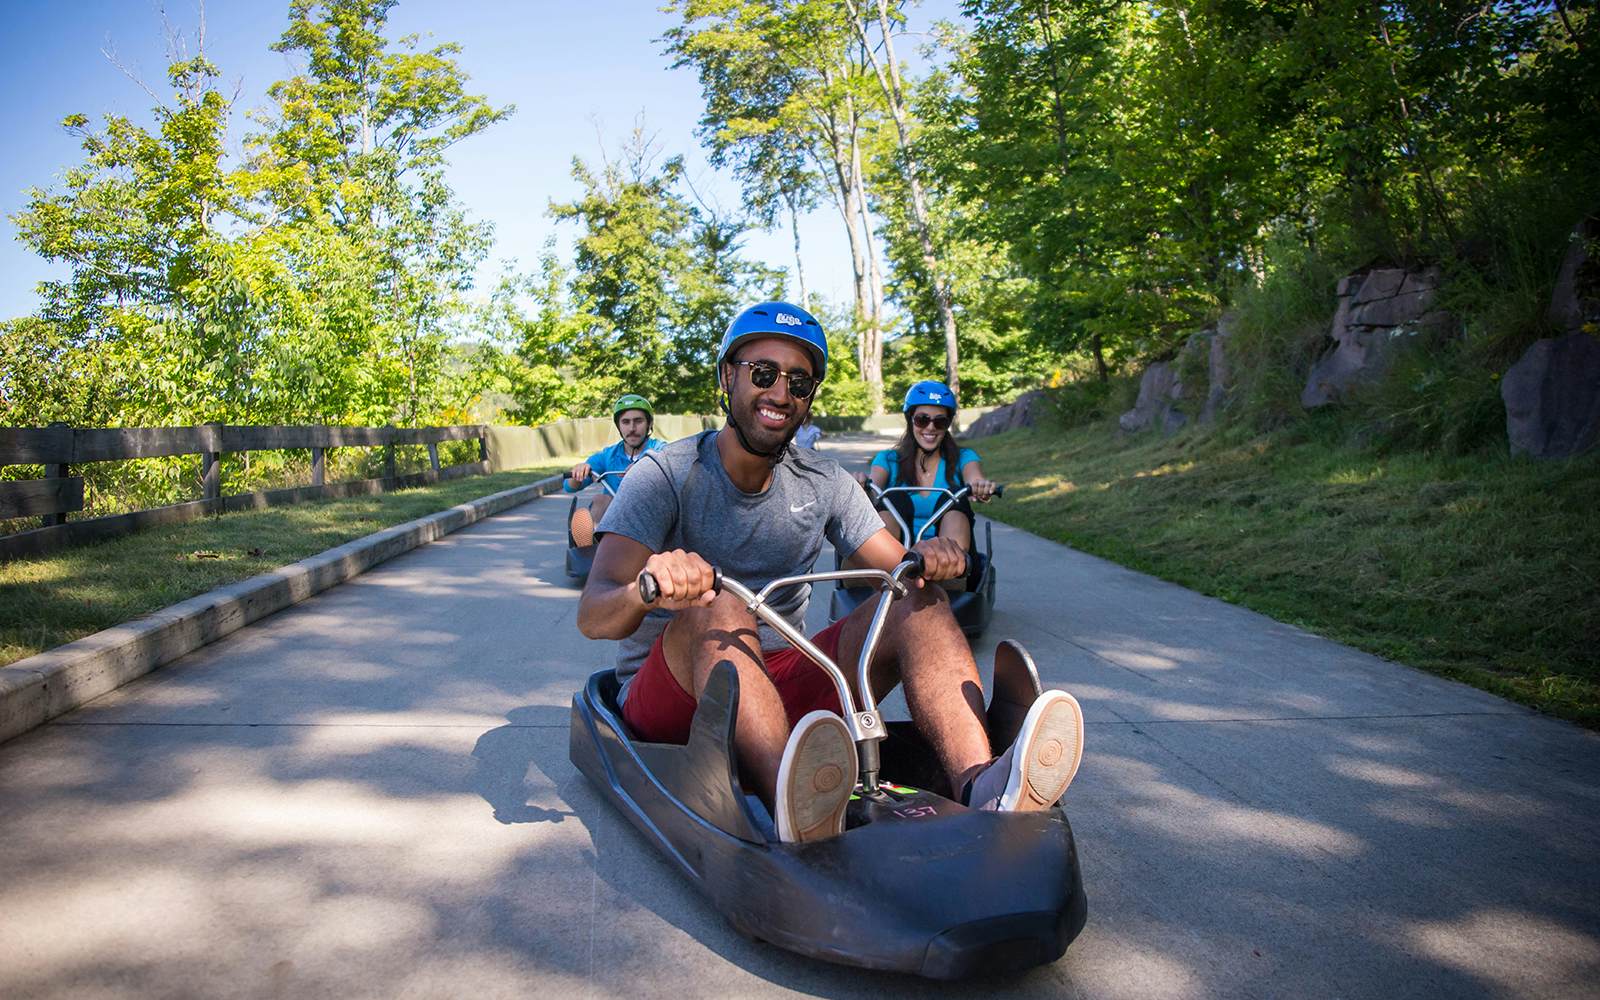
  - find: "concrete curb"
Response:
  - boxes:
[0,473,565,746]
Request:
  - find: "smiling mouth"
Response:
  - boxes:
[755,405,791,430]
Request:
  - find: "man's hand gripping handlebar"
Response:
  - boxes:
[635,549,720,610]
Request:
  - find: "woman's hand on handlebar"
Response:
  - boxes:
[968,478,999,502]
[639,549,718,609]
[910,537,967,584]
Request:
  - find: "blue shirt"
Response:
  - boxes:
[564,438,666,495]
[869,447,980,541]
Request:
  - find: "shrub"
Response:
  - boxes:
[1045,375,1138,428]
[1224,236,1341,429]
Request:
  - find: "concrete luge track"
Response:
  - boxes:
[1,435,1597,999]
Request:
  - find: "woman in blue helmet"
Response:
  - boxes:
[858,380,998,556]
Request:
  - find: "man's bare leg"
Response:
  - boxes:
[833,585,991,794]
[659,591,790,806]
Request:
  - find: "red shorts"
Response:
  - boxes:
[621,619,849,745]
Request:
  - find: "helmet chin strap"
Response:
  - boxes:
[720,387,796,464]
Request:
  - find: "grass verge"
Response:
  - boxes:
[0,465,567,667]
[976,422,1600,728]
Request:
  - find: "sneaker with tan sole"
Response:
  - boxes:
[570,506,595,548]
[774,711,857,843]
[963,689,1084,812]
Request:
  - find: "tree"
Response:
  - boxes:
[549,129,781,415]
[933,1,1141,376]
[12,53,256,424]
[665,0,891,410]
[846,0,964,395]
[248,0,513,424]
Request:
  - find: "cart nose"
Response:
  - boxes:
[922,903,1086,980]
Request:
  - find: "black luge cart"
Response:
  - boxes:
[569,557,1086,979]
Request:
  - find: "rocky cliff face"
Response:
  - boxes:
[1302,267,1451,408]
[1117,318,1234,434]
[1503,215,1600,459]
[965,389,1050,438]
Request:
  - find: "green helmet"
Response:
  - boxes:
[612,394,654,426]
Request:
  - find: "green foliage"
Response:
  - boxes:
[665,0,900,405]
[908,0,1600,401]
[1042,375,1136,429]
[536,131,781,418]
[9,0,512,440]
[1225,235,1342,430]
[1351,336,1508,456]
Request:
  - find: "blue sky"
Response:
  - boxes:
[0,0,963,321]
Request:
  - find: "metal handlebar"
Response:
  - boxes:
[864,481,1004,543]
[564,468,629,496]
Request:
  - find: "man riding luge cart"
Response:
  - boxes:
[563,393,664,578]
[568,301,1090,977]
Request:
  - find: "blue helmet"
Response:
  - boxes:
[903,379,957,413]
[716,301,828,384]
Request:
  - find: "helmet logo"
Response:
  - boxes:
[929,392,943,401]
[775,312,801,327]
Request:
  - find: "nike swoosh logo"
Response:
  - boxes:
[790,500,817,513]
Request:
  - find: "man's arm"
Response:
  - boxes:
[566,447,608,492]
[847,527,966,585]
[577,533,718,639]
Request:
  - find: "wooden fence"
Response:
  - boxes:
[0,423,489,561]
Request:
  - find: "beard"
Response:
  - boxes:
[732,386,801,455]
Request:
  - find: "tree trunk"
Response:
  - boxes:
[849,115,885,412]
[782,187,809,309]
[853,0,959,398]
[825,124,872,384]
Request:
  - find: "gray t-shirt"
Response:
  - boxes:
[594,429,885,682]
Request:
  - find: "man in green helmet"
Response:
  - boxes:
[565,394,665,546]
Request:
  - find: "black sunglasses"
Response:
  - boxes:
[912,412,951,430]
[735,360,819,400]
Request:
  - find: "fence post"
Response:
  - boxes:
[311,446,325,486]
[200,422,222,502]
[478,430,489,464]
[383,426,397,482]
[45,421,71,526]
[426,441,440,473]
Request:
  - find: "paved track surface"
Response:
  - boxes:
[3,436,1598,999]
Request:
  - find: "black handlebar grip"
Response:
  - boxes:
[638,567,722,605]
[904,549,926,578]
[993,483,1005,498]
[561,471,574,480]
